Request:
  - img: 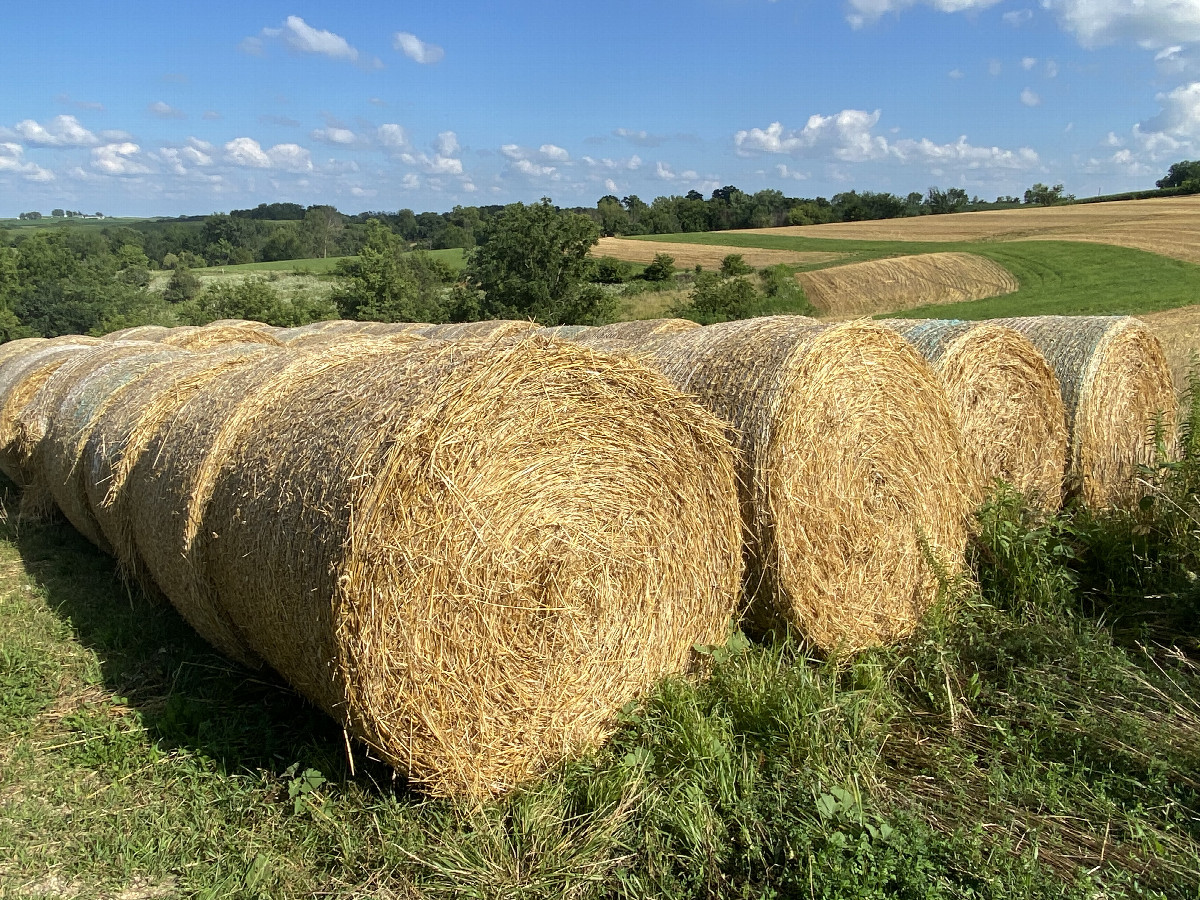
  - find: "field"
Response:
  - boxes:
[594,237,843,270]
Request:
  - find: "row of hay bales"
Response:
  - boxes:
[0,312,1177,797]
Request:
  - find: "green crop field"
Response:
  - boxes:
[626,232,1200,319]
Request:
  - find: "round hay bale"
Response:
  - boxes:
[124,340,413,667]
[204,318,275,330]
[31,346,191,547]
[13,342,185,520]
[283,330,426,351]
[879,319,1069,510]
[103,325,173,342]
[992,316,1177,508]
[200,338,742,797]
[84,346,285,584]
[574,315,974,651]
[583,318,701,345]
[412,320,538,340]
[160,324,284,350]
[0,342,98,486]
[275,320,412,345]
[0,337,49,368]
[45,335,103,347]
[532,325,593,340]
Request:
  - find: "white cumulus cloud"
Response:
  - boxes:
[1021,88,1042,106]
[890,135,1040,169]
[312,127,358,145]
[393,31,444,64]
[0,142,55,182]
[734,110,890,162]
[1042,0,1200,49]
[845,0,1003,28]
[92,142,150,175]
[378,124,409,150]
[224,137,313,172]
[9,115,99,147]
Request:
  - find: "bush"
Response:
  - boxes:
[642,252,675,282]
[592,256,633,284]
[162,267,202,304]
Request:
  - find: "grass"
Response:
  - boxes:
[191,249,467,278]
[2,413,1200,895]
[626,233,1200,319]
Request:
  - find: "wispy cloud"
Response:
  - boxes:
[149,101,186,120]
[250,16,382,69]
[0,142,55,182]
[1020,88,1041,106]
[393,31,444,64]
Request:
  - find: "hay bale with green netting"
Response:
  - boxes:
[83,346,285,585]
[411,320,538,340]
[13,342,186,520]
[0,342,100,486]
[103,325,174,342]
[993,316,1177,508]
[199,337,742,797]
[123,340,412,667]
[574,315,974,652]
[879,319,1068,509]
[160,323,284,350]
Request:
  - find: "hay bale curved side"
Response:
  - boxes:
[879,319,1068,509]
[412,320,538,340]
[125,341,412,667]
[992,316,1177,508]
[83,346,285,584]
[160,324,284,350]
[284,331,426,351]
[102,325,174,342]
[34,347,191,548]
[0,338,49,369]
[14,342,185,520]
[200,338,742,797]
[575,316,974,652]
[0,343,98,486]
[533,325,593,341]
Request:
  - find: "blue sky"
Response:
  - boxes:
[2,0,1198,216]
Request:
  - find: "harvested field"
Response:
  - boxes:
[795,252,1019,316]
[595,237,844,269]
[748,196,1200,265]
[879,320,1068,508]
[993,316,1177,508]
[198,338,742,797]
[573,316,973,652]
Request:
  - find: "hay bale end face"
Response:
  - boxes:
[575,316,974,652]
[993,316,1177,508]
[880,319,1069,509]
[200,338,742,797]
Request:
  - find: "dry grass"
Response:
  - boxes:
[992,316,1178,508]
[795,252,1019,316]
[595,237,844,269]
[572,316,973,652]
[197,337,742,797]
[750,195,1200,265]
[879,320,1068,509]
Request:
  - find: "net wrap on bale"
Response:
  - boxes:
[879,319,1068,509]
[574,315,974,652]
[198,337,742,797]
[993,316,1177,508]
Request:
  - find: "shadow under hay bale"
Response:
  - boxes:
[83,346,286,587]
[573,315,974,652]
[198,337,742,797]
[879,319,1069,510]
[992,316,1177,508]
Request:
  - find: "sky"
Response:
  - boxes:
[2,0,1199,217]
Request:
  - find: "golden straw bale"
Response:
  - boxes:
[411,320,538,340]
[0,343,98,486]
[204,318,276,330]
[573,318,700,347]
[84,346,285,583]
[160,323,284,350]
[29,346,190,546]
[283,331,426,351]
[879,319,1068,509]
[124,340,411,667]
[45,335,103,347]
[0,338,49,368]
[275,320,420,344]
[199,338,742,797]
[103,325,174,342]
[533,325,593,340]
[274,320,365,342]
[992,316,1177,508]
[574,315,974,651]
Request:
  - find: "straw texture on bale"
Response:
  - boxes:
[103,325,174,342]
[274,320,370,342]
[993,316,1178,508]
[534,325,593,340]
[574,316,974,652]
[161,324,284,350]
[0,343,98,486]
[13,342,185,520]
[574,318,700,347]
[124,341,411,667]
[83,346,285,584]
[879,319,1069,509]
[0,338,49,369]
[29,346,190,546]
[283,330,426,351]
[199,337,742,797]
[411,320,539,341]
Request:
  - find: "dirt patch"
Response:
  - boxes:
[796,252,1019,316]
[595,237,843,270]
[747,196,1200,265]
[1138,305,1200,397]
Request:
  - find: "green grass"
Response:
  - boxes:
[627,232,1200,319]
[2,446,1199,897]
[0,217,150,231]
[191,249,467,279]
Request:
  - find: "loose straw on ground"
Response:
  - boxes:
[993,316,1177,508]
[198,337,742,797]
[574,315,973,652]
[879,319,1068,509]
